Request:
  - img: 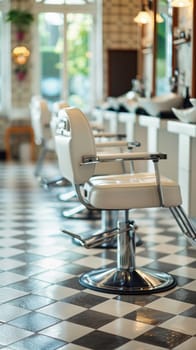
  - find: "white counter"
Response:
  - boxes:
[138,116,178,181]
[167,120,196,218]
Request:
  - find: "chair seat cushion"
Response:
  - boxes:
[85,173,182,210]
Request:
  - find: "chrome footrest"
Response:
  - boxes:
[62,206,101,220]
[39,176,70,190]
[58,190,76,202]
[62,227,118,248]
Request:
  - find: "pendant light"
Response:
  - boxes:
[134,1,151,24]
[171,0,192,7]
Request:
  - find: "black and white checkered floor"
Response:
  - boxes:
[0,162,195,350]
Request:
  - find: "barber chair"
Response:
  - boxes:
[55,106,196,294]
[31,99,141,247]
[30,96,69,190]
[51,102,139,221]
[30,96,55,177]
[56,107,143,247]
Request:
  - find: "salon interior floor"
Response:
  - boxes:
[0,160,195,350]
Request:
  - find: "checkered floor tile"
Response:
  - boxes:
[0,162,195,350]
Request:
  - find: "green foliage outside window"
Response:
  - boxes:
[67,14,91,78]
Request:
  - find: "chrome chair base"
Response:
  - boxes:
[80,267,176,294]
[62,213,183,294]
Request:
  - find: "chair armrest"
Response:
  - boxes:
[95,141,130,148]
[81,152,167,164]
[95,140,141,149]
[94,132,126,139]
[96,152,167,162]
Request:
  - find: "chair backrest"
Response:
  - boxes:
[52,101,69,115]
[55,107,97,185]
[30,96,51,144]
[50,101,69,140]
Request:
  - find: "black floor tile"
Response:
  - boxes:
[136,327,191,349]
[124,307,174,325]
[73,330,129,350]
[63,291,108,308]
[68,309,116,328]
[166,288,196,304]
[181,305,196,318]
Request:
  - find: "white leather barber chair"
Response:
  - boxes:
[30,96,55,177]
[55,107,143,250]
[51,102,138,221]
[30,96,68,190]
[55,106,196,294]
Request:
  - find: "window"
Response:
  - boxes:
[34,0,102,113]
[38,12,64,105]
[66,13,93,109]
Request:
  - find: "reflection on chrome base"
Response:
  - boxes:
[80,268,176,295]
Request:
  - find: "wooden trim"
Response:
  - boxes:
[152,0,157,96]
[4,125,35,161]
[172,7,178,76]
[137,24,144,80]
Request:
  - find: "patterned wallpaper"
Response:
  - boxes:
[177,6,193,95]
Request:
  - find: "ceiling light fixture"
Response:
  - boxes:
[156,13,164,23]
[12,46,30,65]
[134,2,151,24]
[171,0,192,7]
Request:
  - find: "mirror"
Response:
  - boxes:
[192,1,196,96]
[138,0,174,97]
[156,0,173,95]
[138,0,195,97]
[138,1,154,97]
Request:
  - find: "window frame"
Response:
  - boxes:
[0,0,11,116]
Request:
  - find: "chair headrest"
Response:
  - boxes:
[55,107,96,185]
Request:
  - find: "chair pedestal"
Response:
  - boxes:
[99,211,142,248]
[79,220,176,294]
[72,210,142,248]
